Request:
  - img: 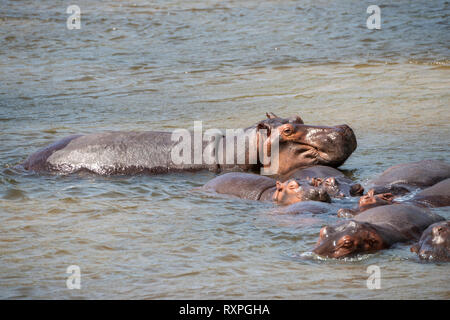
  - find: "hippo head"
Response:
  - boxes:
[410,221,450,262]
[256,113,357,176]
[309,177,364,198]
[358,189,394,212]
[272,179,331,206]
[313,220,385,258]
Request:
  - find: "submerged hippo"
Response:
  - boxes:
[20,113,357,176]
[313,204,444,259]
[339,178,450,217]
[276,165,363,197]
[409,178,450,208]
[410,221,450,262]
[273,201,336,215]
[273,179,331,205]
[369,160,450,192]
[337,189,395,217]
[276,165,345,181]
[202,172,330,205]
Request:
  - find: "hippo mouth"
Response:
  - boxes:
[286,125,357,169]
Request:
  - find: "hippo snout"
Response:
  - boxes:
[310,124,357,168]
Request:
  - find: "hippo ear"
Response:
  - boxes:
[350,184,364,196]
[320,226,334,239]
[256,122,271,136]
[367,189,375,197]
[292,115,304,124]
[380,193,394,202]
[266,112,279,119]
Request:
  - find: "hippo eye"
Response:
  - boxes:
[282,125,293,136]
[288,182,299,189]
[340,236,354,248]
[343,240,353,248]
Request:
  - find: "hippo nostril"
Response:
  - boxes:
[433,226,444,235]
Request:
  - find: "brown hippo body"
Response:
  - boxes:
[411,221,450,262]
[19,113,357,176]
[313,204,445,259]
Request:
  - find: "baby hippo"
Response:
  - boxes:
[308,176,364,198]
[273,179,331,206]
[337,189,395,217]
[410,221,450,262]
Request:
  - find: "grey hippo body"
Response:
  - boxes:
[273,201,336,215]
[409,178,450,208]
[339,177,450,218]
[369,159,450,195]
[20,113,357,176]
[202,172,330,204]
[313,204,445,258]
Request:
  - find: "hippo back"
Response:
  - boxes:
[279,165,345,182]
[411,178,450,207]
[371,160,450,187]
[355,204,445,241]
[273,201,334,215]
[202,172,276,200]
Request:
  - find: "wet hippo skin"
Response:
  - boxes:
[370,159,450,188]
[313,204,445,259]
[409,178,450,208]
[411,221,450,262]
[20,113,357,176]
[202,172,330,205]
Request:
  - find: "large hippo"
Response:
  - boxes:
[410,221,450,262]
[19,113,357,176]
[369,160,450,192]
[313,204,444,259]
[202,172,330,205]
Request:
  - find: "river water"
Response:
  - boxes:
[0,0,449,299]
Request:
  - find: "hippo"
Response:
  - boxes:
[337,189,395,217]
[272,201,336,215]
[410,221,450,262]
[19,113,357,176]
[339,178,450,217]
[409,178,450,208]
[276,165,346,181]
[369,160,450,191]
[273,179,331,205]
[313,204,445,259]
[308,176,364,198]
[202,172,330,205]
[275,165,364,197]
